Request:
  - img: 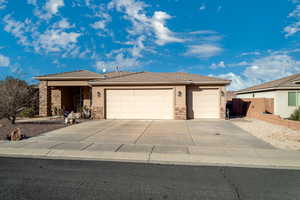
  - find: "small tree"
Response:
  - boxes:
[0,77,37,124]
[290,107,300,121]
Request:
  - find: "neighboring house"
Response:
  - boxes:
[235,73,300,118]
[34,70,231,120]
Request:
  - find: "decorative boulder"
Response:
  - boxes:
[9,128,22,141]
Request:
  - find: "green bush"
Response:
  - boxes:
[19,107,36,118]
[290,107,300,121]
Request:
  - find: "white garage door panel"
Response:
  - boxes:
[189,88,220,119]
[106,89,173,119]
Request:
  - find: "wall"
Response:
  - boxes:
[231,98,274,117]
[250,112,300,131]
[91,85,188,120]
[276,90,298,118]
[236,90,300,118]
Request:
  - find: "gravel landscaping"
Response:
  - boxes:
[231,118,300,151]
[0,118,67,140]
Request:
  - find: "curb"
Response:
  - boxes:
[1,147,300,170]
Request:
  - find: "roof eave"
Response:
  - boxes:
[88,81,230,86]
[236,86,300,94]
[34,77,103,80]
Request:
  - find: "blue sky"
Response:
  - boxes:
[1,0,300,90]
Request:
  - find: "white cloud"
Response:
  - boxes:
[3,15,36,46]
[212,73,249,91]
[109,0,183,45]
[34,29,80,53]
[284,4,300,37]
[34,0,64,20]
[244,54,300,82]
[189,30,218,35]
[199,4,206,11]
[54,18,73,29]
[151,11,184,45]
[210,61,225,69]
[185,44,222,58]
[45,0,64,15]
[91,20,106,30]
[240,51,261,57]
[213,54,300,91]
[0,0,7,9]
[95,53,140,71]
[0,54,10,67]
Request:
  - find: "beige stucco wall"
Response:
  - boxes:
[91,85,225,120]
[39,81,51,116]
[276,90,299,118]
[91,85,186,120]
[236,90,300,118]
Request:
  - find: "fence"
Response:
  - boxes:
[230,98,274,117]
[230,98,300,131]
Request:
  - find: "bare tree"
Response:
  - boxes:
[0,77,37,124]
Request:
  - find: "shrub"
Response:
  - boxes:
[19,107,36,118]
[290,107,300,121]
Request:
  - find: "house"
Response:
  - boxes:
[34,70,231,120]
[235,73,300,118]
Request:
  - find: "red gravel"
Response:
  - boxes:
[0,118,67,140]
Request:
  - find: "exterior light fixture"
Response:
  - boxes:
[221,91,225,97]
[97,91,101,97]
[178,91,182,97]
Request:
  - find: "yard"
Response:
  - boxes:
[0,118,67,140]
[231,118,300,151]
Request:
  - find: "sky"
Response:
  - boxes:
[1,0,300,90]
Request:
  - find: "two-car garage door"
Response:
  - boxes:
[188,88,220,119]
[106,89,174,119]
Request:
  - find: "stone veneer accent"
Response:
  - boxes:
[91,87,105,119]
[51,87,62,115]
[174,86,187,120]
[39,81,51,116]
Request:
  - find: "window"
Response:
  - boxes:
[288,92,300,107]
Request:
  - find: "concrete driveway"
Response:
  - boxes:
[26,119,273,151]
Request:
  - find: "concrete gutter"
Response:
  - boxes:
[1,147,300,170]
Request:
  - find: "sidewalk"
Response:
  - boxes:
[1,140,300,169]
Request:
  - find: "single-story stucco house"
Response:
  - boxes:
[235,73,300,118]
[34,70,231,120]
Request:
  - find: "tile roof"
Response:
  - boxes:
[90,71,230,85]
[34,70,103,80]
[34,70,231,85]
[236,73,300,94]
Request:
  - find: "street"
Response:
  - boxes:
[0,157,300,200]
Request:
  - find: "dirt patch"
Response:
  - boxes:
[0,118,67,140]
[231,118,300,151]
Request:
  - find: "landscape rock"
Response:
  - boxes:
[9,128,22,141]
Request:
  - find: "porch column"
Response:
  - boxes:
[82,87,91,108]
[39,81,51,116]
[174,85,187,120]
[220,86,226,119]
[51,87,62,115]
[92,86,105,119]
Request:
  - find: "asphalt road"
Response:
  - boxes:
[0,157,300,200]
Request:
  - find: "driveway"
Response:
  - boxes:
[26,119,274,151]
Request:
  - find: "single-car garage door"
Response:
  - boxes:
[188,88,220,119]
[106,89,174,119]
